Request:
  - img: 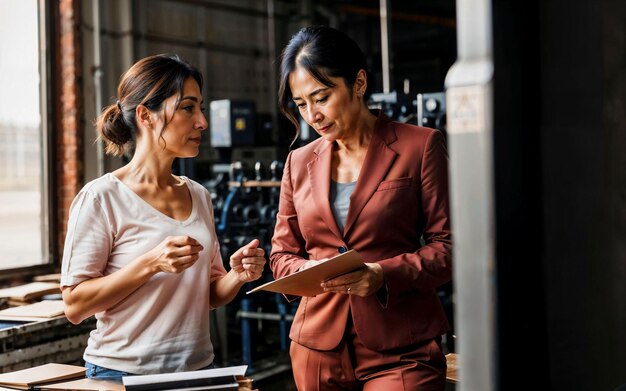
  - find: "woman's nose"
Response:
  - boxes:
[197,113,208,130]
[307,107,322,124]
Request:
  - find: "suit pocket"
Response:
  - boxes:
[376,176,413,191]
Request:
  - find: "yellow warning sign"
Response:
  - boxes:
[235,118,246,131]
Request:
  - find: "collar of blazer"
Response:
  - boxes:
[307,110,399,239]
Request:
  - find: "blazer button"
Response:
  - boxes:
[338,246,347,254]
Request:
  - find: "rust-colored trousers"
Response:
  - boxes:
[289,320,447,390]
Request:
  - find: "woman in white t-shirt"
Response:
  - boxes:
[60,54,266,381]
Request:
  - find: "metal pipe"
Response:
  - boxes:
[240,299,253,368]
[379,0,392,93]
[277,302,289,350]
[237,311,295,322]
[267,0,279,143]
[92,0,104,176]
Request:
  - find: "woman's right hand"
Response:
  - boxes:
[148,236,204,274]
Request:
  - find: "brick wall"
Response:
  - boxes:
[56,0,83,258]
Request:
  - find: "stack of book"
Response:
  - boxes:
[0,363,85,390]
[0,282,60,306]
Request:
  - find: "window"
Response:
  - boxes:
[0,0,51,271]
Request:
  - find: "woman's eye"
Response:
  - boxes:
[297,103,306,109]
[183,106,194,112]
[316,96,328,104]
[200,106,206,112]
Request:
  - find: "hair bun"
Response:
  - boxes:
[97,104,132,156]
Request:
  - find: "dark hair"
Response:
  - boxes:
[278,26,368,137]
[96,54,203,156]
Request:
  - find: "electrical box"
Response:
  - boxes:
[210,100,256,147]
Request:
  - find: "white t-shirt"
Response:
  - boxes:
[61,173,227,374]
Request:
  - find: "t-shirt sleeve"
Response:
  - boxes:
[60,189,112,288]
[209,243,227,283]
[201,186,227,283]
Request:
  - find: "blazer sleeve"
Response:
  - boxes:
[270,151,308,279]
[378,129,452,302]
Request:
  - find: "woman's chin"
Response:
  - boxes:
[177,150,200,159]
[319,133,338,143]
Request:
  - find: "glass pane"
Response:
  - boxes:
[0,0,45,269]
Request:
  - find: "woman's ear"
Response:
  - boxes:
[354,69,368,98]
[135,105,153,130]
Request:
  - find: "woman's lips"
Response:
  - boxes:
[317,124,332,133]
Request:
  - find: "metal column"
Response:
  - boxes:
[379,0,392,93]
[444,0,495,390]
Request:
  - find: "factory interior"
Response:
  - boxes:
[0,0,624,390]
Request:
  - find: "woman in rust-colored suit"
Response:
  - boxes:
[270,26,452,391]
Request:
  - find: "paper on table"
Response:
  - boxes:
[123,365,247,391]
[246,250,364,297]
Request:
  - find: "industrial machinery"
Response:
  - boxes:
[205,99,297,370]
[202,160,298,371]
[417,91,447,136]
[368,90,418,124]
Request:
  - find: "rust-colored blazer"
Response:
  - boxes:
[270,112,452,352]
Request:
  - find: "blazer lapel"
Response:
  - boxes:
[307,140,343,239]
[343,118,398,237]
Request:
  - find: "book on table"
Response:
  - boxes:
[33,273,62,283]
[34,378,124,390]
[0,300,65,322]
[0,282,60,302]
[122,365,248,391]
[0,363,85,390]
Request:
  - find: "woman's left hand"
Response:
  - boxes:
[320,262,384,297]
[230,239,266,283]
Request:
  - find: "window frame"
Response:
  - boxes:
[0,0,58,282]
